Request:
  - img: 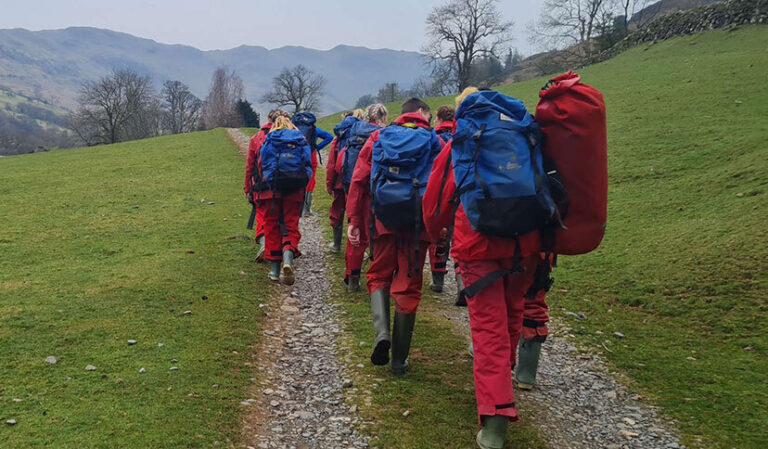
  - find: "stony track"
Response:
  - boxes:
[229,128,686,449]
[429,266,687,449]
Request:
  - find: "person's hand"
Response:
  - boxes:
[348,225,361,247]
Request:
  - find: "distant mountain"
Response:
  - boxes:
[0,27,428,114]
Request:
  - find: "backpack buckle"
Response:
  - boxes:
[388,166,400,175]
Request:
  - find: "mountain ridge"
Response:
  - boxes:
[0,26,428,114]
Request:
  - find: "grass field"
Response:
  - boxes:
[0,130,268,447]
[1,24,766,449]
[316,26,768,449]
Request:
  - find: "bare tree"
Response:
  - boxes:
[201,67,244,129]
[261,65,325,114]
[424,0,514,91]
[70,69,157,145]
[161,80,202,134]
[529,0,614,61]
[377,83,402,104]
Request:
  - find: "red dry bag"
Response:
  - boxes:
[536,71,607,255]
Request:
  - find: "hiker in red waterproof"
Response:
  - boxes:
[346,98,442,376]
[423,88,556,449]
[428,105,456,293]
[245,109,279,261]
[341,104,388,293]
[254,113,313,285]
[292,112,333,216]
[326,110,365,253]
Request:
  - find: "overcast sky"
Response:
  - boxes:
[0,0,547,55]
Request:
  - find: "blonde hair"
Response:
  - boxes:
[455,87,479,108]
[365,104,388,126]
[270,111,296,132]
[352,109,365,120]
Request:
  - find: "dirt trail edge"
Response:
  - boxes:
[228,129,370,449]
[427,266,687,449]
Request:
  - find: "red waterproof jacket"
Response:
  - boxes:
[422,141,541,263]
[244,123,273,195]
[325,137,343,193]
[435,120,454,146]
[346,113,433,239]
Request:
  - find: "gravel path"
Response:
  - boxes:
[229,129,369,449]
[240,214,370,449]
[427,264,687,449]
[229,128,685,449]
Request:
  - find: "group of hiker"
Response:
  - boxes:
[243,72,607,449]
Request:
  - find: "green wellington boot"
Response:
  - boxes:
[390,311,416,377]
[369,289,391,366]
[255,235,266,262]
[476,415,509,449]
[455,272,467,307]
[429,271,445,293]
[514,338,543,390]
[268,261,281,282]
[279,250,295,286]
[303,192,314,216]
[329,225,342,253]
[347,276,361,293]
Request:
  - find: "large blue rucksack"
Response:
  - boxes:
[292,112,318,150]
[371,124,440,232]
[452,91,556,239]
[342,121,380,192]
[258,129,313,194]
[333,116,359,152]
[437,129,453,145]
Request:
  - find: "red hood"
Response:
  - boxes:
[435,121,454,133]
[393,113,431,129]
[261,123,273,132]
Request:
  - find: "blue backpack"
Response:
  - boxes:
[333,116,359,152]
[371,124,440,232]
[452,91,556,239]
[437,129,453,145]
[342,121,380,191]
[258,129,313,194]
[292,112,318,150]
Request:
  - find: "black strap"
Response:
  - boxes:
[470,125,491,199]
[462,236,522,298]
[247,203,257,230]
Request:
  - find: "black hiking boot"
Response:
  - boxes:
[391,311,416,377]
[369,289,391,366]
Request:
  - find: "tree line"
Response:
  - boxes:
[355,0,662,108]
[70,67,261,146]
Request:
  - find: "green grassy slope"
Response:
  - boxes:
[317,26,768,449]
[0,130,267,447]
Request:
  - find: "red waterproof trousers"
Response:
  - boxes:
[366,234,429,314]
[329,189,346,229]
[259,191,303,262]
[461,255,538,423]
[428,244,448,273]
[345,225,368,280]
[523,290,550,341]
[255,205,267,240]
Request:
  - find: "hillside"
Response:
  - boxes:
[0,27,428,114]
[0,130,271,447]
[318,25,768,449]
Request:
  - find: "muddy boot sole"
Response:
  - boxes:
[280,264,295,286]
[370,340,391,366]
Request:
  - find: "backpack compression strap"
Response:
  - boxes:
[460,236,523,299]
